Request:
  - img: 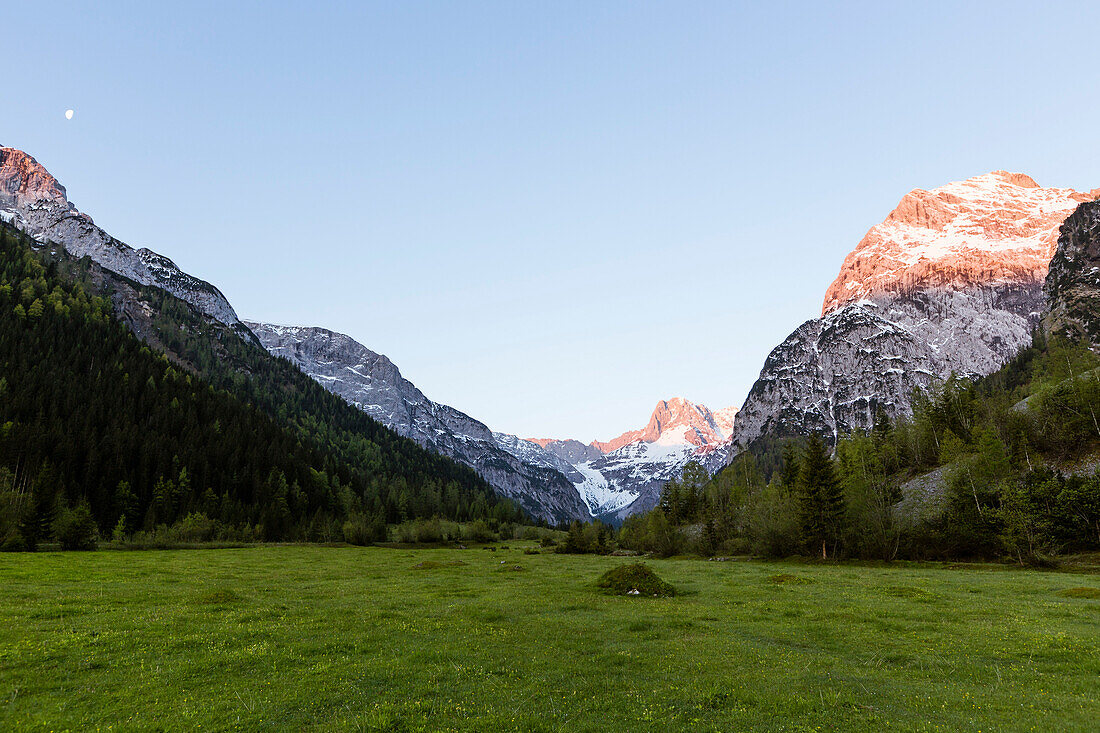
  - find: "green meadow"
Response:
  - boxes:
[1,546,1098,731]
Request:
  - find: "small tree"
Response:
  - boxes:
[53,503,98,551]
[557,520,590,554]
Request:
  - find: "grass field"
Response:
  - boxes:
[1,545,1098,731]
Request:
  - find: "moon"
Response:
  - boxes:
[65,109,74,120]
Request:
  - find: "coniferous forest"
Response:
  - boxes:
[617,334,1100,563]
[0,222,522,550]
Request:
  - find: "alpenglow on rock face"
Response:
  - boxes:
[1045,200,1100,348]
[732,171,1098,449]
[510,398,738,521]
[0,146,244,332]
[246,323,590,523]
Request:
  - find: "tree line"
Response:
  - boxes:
[0,222,524,550]
[616,332,1100,563]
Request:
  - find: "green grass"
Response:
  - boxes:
[1,546,1098,731]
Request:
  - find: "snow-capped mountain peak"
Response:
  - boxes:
[822,171,1100,315]
[732,171,1100,452]
[507,398,738,520]
[591,397,733,453]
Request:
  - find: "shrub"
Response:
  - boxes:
[413,518,445,543]
[1057,587,1100,599]
[170,512,216,543]
[1,533,27,552]
[618,510,683,557]
[343,513,385,546]
[462,520,496,543]
[540,535,557,548]
[53,504,98,550]
[596,562,675,597]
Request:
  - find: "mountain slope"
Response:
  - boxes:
[245,323,589,523]
[0,146,248,337]
[0,221,518,546]
[732,171,1098,451]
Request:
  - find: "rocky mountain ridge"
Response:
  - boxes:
[246,322,590,523]
[732,172,1098,451]
[0,146,247,337]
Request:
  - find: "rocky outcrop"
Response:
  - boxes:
[527,438,604,466]
[246,323,590,524]
[1045,200,1100,348]
[0,146,246,335]
[733,171,1095,450]
[732,285,1042,446]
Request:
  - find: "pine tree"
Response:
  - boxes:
[796,435,845,559]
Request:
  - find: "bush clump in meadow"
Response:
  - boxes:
[197,588,241,605]
[596,562,675,597]
[1056,587,1100,599]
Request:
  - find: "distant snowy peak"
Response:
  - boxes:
[822,171,1100,315]
[507,398,738,520]
[0,146,245,331]
[591,397,735,453]
[533,398,737,458]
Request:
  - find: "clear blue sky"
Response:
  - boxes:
[4,1,1100,441]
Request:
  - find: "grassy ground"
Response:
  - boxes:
[1,546,1098,731]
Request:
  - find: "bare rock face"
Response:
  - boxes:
[733,171,1094,451]
[509,398,737,520]
[1045,200,1100,348]
[821,171,1096,315]
[732,285,1042,447]
[527,438,604,466]
[246,322,590,524]
[0,146,245,334]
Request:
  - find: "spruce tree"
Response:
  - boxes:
[796,435,845,559]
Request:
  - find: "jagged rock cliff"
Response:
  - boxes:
[732,171,1097,450]
[246,323,590,523]
[1045,200,1100,348]
[0,146,247,335]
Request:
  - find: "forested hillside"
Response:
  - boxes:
[622,333,1100,562]
[0,222,521,549]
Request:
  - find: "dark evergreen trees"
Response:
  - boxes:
[795,435,845,558]
[0,221,522,548]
